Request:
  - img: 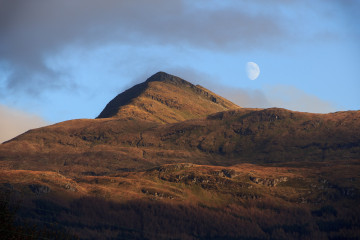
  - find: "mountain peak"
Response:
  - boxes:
[146,71,175,82]
[146,71,193,86]
[97,72,240,123]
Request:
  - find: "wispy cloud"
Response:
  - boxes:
[215,84,336,113]
[0,104,49,143]
[264,85,336,113]
[167,68,336,113]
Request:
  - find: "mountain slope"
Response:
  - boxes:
[1,160,360,239]
[1,107,359,176]
[1,72,360,239]
[1,72,359,176]
[97,71,239,123]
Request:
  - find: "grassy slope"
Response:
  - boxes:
[1,108,359,176]
[1,72,359,239]
[97,72,240,123]
[1,160,359,239]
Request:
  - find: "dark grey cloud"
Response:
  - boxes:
[2,0,354,96]
[0,0,287,95]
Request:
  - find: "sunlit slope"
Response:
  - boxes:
[1,108,359,175]
[97,71,240,123]
[1,160,359,239]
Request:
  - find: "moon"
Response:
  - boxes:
[246,62,260,80]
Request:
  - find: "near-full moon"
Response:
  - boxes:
[246,62,260,80]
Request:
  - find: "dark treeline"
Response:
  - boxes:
[3,192,359,240]
[0,190,78,240]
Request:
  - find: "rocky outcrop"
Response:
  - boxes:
[29,184,51,194]
[249,176,288,187]
[141,188,175,199]
[154,163,194,173]
[216,169,238,178]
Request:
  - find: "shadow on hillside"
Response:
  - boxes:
[3,191,359,240]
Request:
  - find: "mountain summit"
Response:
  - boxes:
[1,72,360,239]
[1,71,359,175]
[97,71,239,123]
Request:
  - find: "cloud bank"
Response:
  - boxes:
[0,104,49,143]
[0,0,352,120]
[213,85,335,114]
[264,85,335,113]
[168,68,336,113]
[0,0,287,94]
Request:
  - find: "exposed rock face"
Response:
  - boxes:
[155,163,194,173]
[249,176,288,187]
[220,169,238,178]
[29,184,51,194]
[63,183,77,192]
[141,188,175,200]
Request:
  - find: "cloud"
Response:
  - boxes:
[219,85,336,113]
[165,68,336,113]
[0,0,287,95]
[1,0,354,104]
[264,85,336,113]
[165,67,271,108]
[220,84,336,113]
[0,104,49,143]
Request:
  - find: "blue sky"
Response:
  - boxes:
[0,0,359,142]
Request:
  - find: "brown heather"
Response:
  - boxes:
[0,72,359,239]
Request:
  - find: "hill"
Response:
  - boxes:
[97,71,239,123]
[0,107,359,176]
[1,160,359,239]
[0,72,360,239]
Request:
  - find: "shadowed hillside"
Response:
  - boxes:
[1,161,359,239]
[1,72,360,239]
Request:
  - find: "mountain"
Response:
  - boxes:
[97,71,239,123]
[1,106,359,176]
[1,72,360,239]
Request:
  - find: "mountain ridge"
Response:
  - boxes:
[1,72,359,174]
[1,71,360,239]
[97,71,240,123]
[1,106,359,176]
